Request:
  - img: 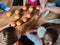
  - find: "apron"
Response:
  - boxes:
[28,0,39,6]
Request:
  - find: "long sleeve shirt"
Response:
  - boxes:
[26,33,43,45]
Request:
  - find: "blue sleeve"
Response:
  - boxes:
[1,2,7,10]
[26,34,43,45]
[56,0,60,7]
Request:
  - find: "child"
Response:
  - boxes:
[23,0,40,6]
[25,23,58,45]
[43,27,58,45]
[23,0,48,8]
[0,27,21,45]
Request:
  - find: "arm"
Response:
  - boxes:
[39,0,48,9]
[46,6,60,14]
[23,0,26,6]
[29,29,37,33]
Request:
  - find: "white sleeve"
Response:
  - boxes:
[37,26,47,38]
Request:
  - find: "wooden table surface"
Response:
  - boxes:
[0,6,22,28]
[0,6,60,31]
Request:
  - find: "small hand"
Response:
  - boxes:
[40,0,48,9]
[39,8,46,14]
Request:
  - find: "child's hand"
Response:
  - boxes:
[22,29,37,35]
[23,0,26,6]
[40,0,48,9]
[39,8,46,14]
[49,41,52,45]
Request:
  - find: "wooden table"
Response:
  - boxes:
[0,6,22,28]
[0,6,60,31]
